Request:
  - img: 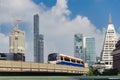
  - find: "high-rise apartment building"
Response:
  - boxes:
[9,20,25,54]
[100,14,118,69]
[34,14,44,63]
[9,20,25,61]
[86,37,95,66]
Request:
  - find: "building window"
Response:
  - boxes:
[15,37,18,40]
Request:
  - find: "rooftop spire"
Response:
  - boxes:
[109,13,112,24]
[14,19,21,30]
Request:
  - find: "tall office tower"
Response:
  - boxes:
[100,14,118,69]
[86,37,96,66]
[74,33,86,61]
[34,14,44,63]
[9,20,25,54]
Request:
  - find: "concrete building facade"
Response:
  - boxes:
[9,20,25,54]
[9,20,25,61]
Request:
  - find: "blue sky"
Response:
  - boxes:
[0,0,120,62]
[33,0,120,31]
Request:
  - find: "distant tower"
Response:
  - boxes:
[34,14,44,63]
[100,14,118,68]
[9,20,25,54]
[74,33,86,61]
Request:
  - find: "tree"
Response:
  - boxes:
[88,68,101,76]
[102,68,119,75]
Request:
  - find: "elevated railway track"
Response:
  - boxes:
[0,60,89,75]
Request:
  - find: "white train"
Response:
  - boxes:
[48,53,84,67]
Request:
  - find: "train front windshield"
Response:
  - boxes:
[48,53,58,61]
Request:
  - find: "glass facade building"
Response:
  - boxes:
[86,37,96,66]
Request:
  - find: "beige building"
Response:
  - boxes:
[9,20,25,54]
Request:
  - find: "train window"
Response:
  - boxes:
[61,57,64,60]
[81,61,84,64]
[64,57,70,62]
[77,60,80,63]
[71,59,75,63]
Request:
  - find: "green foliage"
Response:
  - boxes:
[88,68,101,76]
[102,68,119,76]
[88,68,120,76]
[118,73,120,76]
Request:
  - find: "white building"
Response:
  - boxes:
[100,14,118,69]
[9,20,25,54]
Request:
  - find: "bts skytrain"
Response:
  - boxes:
[48,53,84,67]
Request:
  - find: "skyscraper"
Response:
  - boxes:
[86,37,95,66]
[74,34,96,66]
[74,33,86,61]
[9,20,25,54]
[34,14,44,63]
[100,14,118,68]
[38,34,44,63]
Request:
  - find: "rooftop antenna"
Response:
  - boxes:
[109,13,112,24]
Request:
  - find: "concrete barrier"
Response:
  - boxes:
[0,60,89,74]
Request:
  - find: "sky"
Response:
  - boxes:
[0,0,120,62]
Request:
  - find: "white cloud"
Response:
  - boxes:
[51,0,70,16]
[0,0,107,62]
[40,0,104,60]
[0,0,39,24]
